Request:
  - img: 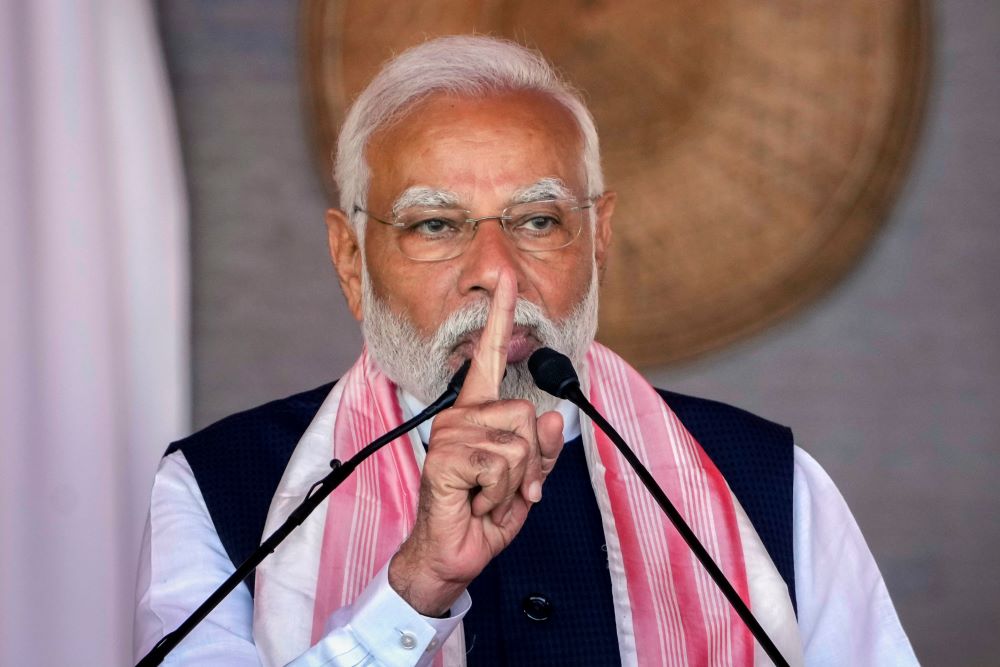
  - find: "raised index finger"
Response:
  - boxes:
[455,271,516,405]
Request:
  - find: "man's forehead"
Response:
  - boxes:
[391,178,574,212]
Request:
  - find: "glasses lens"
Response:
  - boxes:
[394,208,470,261]
[506,200,583,252]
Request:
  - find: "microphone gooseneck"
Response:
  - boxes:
[527,348,790,667]
[137,361,471,667]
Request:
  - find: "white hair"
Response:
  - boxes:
[334,35,604,234]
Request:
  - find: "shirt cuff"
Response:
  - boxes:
[321,560,471,666]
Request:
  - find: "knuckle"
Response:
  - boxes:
[479,465,508,491]
[469,449,494,470]
[487,428,517,445]
[511,398,535,413]
[506,399,536,420]
[435,407,468,429]
[512,438,533,463]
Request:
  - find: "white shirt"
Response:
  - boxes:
[133,402,918,666]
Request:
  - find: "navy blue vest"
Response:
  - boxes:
[168,383,795,664]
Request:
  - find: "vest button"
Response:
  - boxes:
[521,594,553,621]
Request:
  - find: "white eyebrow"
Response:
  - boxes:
[510,178,574,204]
[391,178,573,214]
[392,186,462,215]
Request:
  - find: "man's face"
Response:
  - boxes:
[327,90,614,402]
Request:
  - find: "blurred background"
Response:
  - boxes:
[1,1,997,664]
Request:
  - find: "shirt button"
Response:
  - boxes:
[521,594,553,621]
[399,631,418,650]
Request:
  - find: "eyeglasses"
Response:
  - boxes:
[354,197,595,262]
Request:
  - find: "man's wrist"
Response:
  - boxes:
[388,549,468,617]
[321,559,470,666]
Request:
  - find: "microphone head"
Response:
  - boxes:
[528,347,581,399]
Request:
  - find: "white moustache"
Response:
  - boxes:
[429,298,559,359]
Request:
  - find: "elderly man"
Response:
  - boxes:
[135,36,917,666]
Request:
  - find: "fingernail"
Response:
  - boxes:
[529,481,542,503]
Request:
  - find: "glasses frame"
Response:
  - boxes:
[353,196,598,262]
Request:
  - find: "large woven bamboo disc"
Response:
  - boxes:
[299,1,928,367]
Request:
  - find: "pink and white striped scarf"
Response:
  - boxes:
[254,344,800,666]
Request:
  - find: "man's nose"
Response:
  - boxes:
[457,219,523,297]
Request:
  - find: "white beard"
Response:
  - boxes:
[360,267,598,412]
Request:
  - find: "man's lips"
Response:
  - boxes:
[451,325,541,364]
[506,328,541,364]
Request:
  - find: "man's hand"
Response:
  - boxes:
[387,272,565,616]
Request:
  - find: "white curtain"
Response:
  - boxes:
[0,1,189,664]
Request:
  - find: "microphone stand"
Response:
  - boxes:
[136,362,469,667]
[529,348,789,667]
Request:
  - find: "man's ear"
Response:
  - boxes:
[325,208,364,321]
[593,191,616,282]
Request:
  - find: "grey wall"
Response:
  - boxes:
[647,5,1000,659]
[158,2,362,425]
[158,2,999,663]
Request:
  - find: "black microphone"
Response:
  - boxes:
[137,361,471,667]
[528,348,789,667]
